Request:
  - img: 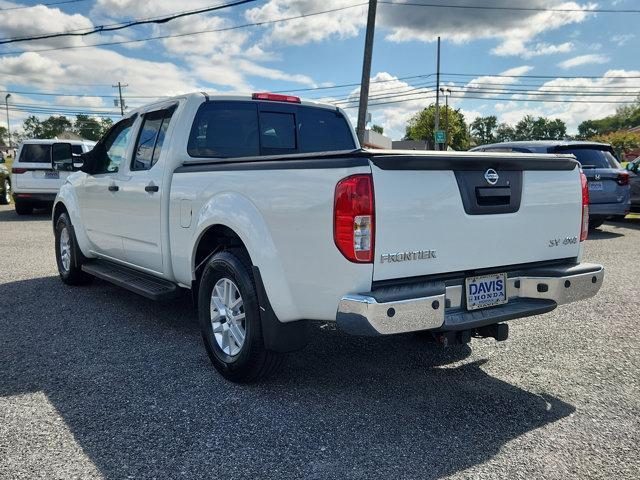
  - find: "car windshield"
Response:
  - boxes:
[557,147,620,169]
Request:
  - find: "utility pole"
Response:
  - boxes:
[440,88,451,149]
[4,93,11,149]
[434,36,441,151]
[112,81,128,116]
[356,0,378,147]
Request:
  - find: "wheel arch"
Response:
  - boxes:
[188,192,299,322]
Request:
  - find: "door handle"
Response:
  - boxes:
[145,184,159,193]
[108,184,119,192]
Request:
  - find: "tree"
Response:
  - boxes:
[576,97,640,138]
[405,104,469,150]
[470,115,497,145]
[514,115,566,140]
[371,124,384,134]
[495,123,515,142]
[22,115,44,139]
[0,125,7,145]
[74,114,111,141]
[592,131,640,159]
[40,115,72,138]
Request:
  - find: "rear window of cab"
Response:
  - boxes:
[187,101,355,158]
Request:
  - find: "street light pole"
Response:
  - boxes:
[439,88,451,149]
[4,93,11,149]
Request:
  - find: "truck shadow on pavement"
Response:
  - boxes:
[0,276,575,480]
[0,207,51,222]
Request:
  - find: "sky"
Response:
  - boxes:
[0,0,639,141]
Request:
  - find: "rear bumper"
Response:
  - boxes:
[590,201,630,218]
[336,262,604,336]
[12,192,56,204]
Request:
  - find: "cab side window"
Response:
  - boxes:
[99,117,136,173]
[132,107,175,171]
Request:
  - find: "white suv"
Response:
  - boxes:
[11,139,95,214]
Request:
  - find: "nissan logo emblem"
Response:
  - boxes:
[484,169,499,185]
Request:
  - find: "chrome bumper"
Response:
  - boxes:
[336,263,604,336]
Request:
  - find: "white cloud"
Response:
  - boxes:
[91,0,214,19]
[522,42,573,59]
[611,34,635,46]
[382,0,594,58]
[0,2,93,49]
[462,66,534,98]
[558,53,609,69]
[493,70,640,132]
[245,0,368,46]
[247,0,593,58]
[55,96,106,108]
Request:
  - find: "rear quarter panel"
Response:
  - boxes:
[170,162,373,322]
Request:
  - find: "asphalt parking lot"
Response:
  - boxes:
[1,204,639,480]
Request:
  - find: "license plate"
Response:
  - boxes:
[44,171,59,179]
[589,181,603,191]
[465,273,508,311]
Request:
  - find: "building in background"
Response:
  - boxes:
[363,130,392,149]
[392,139,429,150]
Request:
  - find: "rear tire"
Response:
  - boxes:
[198,250,283,383]
[0,179,10,205]
[14,201,32,215]
[589,219,604,230]
[54,213,93,285]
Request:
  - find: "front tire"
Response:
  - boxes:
[198,251,282,383]
[0,179,10,205]
[55,213,93,285]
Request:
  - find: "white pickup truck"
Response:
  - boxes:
[51,92,604,382]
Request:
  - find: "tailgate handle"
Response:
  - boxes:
[108,184,119,192]
[475,186,511,206]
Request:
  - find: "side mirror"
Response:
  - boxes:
[51,143,74,171]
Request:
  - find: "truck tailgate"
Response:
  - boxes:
[370,152,582,281]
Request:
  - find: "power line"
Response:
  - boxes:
[0,0,256,45]
[0,89,167,99]
[0,0,258,45]
[0,0,88,12]
[0,3,369,56]
[442,72,640,79]
[343,92,639,109]
[379,1,640,14]
[1,1,254,39]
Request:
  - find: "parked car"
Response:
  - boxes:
[0,152,10,205]
[626,158,640,212]
[471,141,630,229]
[11,139,95,215]
[51,93,603,382]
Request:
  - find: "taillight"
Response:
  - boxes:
[252,92,301,103]
[11,167,28,174]
[617,172,630,186]
[334,174,375,263]
[580,171,589,242]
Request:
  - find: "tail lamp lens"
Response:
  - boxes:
[334,174,375,263]
[11,167,28,174]
[617,172,629,186]
[580,171,589,242]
